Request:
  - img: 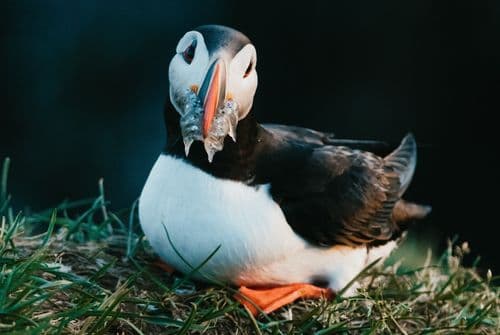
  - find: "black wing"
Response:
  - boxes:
[261,127,417,247]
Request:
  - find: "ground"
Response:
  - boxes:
[0,159,498,334]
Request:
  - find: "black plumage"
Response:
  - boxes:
[196,25,251,58]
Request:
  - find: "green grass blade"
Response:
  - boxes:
[1,158,10,210]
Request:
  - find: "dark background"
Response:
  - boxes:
[2,1,499,270]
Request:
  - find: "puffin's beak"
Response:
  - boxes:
[198,59,226,138]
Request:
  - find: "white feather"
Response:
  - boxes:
[139,155,398,293]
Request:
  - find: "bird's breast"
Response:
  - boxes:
[138,154,306,281]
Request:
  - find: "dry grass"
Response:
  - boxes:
[1,158,499,334]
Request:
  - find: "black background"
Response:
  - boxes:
[2,1,499,270]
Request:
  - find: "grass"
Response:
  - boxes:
[0,157,499,334]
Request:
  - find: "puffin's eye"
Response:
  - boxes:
[243,61,253,78]
[182,40,196,64]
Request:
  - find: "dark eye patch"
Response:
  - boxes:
[243,61,253,78]
[182,40,197,64]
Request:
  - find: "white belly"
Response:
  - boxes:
[139,155,397,292]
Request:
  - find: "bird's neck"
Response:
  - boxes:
[163,101,262,182]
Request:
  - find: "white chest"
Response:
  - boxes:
[138,155,307,281]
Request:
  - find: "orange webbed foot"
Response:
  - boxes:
[235,284,333,316]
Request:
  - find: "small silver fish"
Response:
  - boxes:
[179,89,239,162]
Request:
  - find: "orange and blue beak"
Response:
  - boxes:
[198,59,226,138]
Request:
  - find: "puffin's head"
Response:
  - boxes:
[168,25,258,162]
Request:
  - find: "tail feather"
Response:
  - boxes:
[393,200,432,222]
[384,133,417,196]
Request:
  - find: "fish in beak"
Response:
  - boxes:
[180,59,239,162]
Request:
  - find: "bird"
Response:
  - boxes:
[139,24,431,315]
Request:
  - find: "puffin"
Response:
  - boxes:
[139,25,431,315]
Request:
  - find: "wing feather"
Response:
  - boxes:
[263,126,417,247]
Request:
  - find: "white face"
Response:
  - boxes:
[168,30,258,121]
